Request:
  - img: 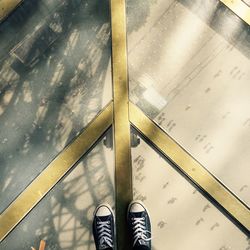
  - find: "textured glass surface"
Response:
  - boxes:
[131,131,249,250]
[127,0,250,205]
[0,0,112,212]
[0,130,114,250]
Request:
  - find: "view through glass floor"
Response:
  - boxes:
[131,129,249,250]
[0,0,112,212]
[0,129,114,250]
[1,0,250,249]
[128,0,250,206]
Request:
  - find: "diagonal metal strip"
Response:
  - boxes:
[0,0,23,23]
[0,102,113,242]
[220,0,250,25]
[129,102,250,233]
[110,0,132,249]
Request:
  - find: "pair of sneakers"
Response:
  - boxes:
[92,200,151,250]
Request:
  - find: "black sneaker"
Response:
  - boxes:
[127,201,152,250]
[92,204,115,250]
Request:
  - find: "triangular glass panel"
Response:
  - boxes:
[131,128,249,250]
[0,128,114,249]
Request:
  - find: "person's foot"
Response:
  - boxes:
[92,204,115,250]
[127,201,151,250]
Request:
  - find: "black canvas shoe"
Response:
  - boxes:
[127,201,152,250]
[92,204,115,250]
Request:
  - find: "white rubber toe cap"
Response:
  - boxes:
[129,201,145,213]
[95,204,112,216]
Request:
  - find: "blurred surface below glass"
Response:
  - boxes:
[0,0,112,212]
[0,130,114,250]
[131,131,249,250]
[127,0,250,206]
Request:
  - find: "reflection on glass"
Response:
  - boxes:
[243,0,250,7]
[131,131,249,250]
[0,0,112,212]
[0,130,114,249]
[127,0,250,205]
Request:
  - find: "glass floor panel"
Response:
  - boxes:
[0,0,112,212]
[127,0,250,206]
[131,130,249,250]
[0,129,114,250]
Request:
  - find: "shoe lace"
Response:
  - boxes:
[132,217,151,247]
[97,221,113,248]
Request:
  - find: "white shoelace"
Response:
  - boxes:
[97,221,113,248]
[132,217,151,247]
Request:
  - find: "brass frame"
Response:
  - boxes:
[110,0,132,249]
[0,0,250,247]
[220,0,250,25]
[0,0,23,22]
